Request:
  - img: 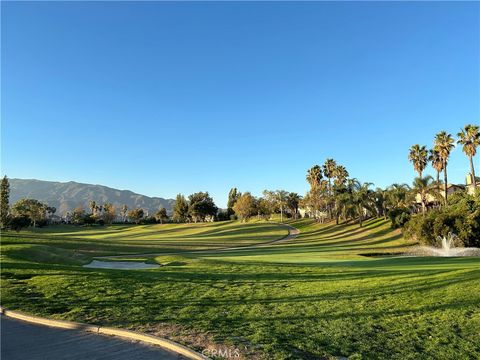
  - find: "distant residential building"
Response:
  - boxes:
[48,215,63,224]
[466,173,480,195]
[415,183,465,206]
[298,207,327,221]
[414,172,478,206]
[445,184,466,197]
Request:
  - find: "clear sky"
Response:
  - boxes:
[2,1,479,207]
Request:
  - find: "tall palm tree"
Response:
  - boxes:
[332,165,349,224]
[337,178,358,224]
[336,191,354,224]
[333,165,349,186]
[323,159,337,194]
[428,148,444,199]
[323,159,337,219]
[412,176,437,215]
[408,144,428,178]
[434,131,455,204]
[335,179,373,227]
[306,165,323,191]
[286,192,301,219]
[457,124,480,188]
[353,181,374,227]
[374,187,387,219]
[275,190,289,223]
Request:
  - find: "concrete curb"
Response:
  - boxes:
[0,308,209,360]
[97,327,209,360]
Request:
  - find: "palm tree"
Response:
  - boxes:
[323,159,337,194]
[434,131,455,204]
[374,187,387,219]
[408,144,428,178]
[306,165,323,190]
[412,176,437,215]
[336,191,354,224]
[385,183,411,210]
[428,148,444,199]
[332,165,349,224]
[286,192,301,219]
[457,124,480,188]
[338,178,359,224]
[275,190,289,223]
[323,159,337,219]
[333,165,349,186]
[353,181,374,227]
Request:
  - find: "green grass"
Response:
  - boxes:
[202,218,410,263]
[2,244,91,265]
[1,221,289,256]
[1,219,479,359]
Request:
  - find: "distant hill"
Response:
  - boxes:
[9,179,175,216]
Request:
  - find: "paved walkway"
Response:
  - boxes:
[1,316,183,360]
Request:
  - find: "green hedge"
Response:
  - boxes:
[403,192,480,247]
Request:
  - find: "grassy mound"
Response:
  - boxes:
[2,244,91,265]
[1,221,288,256]
[202,218,414,263]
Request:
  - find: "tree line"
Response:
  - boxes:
[402,124,480,247]
[1,124,478,241]
[0,179,57,231]
[223,188,301,222]
[408,124,479,207]
[295,125,478,230]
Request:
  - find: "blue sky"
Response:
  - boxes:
[2,2,479,207]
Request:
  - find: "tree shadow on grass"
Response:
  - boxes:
[8,268,478,327]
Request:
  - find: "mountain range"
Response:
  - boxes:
[9,179,175,216]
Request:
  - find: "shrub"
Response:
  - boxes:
[403,213,435,245]
[9,216,31,232]
[216,210,230,221]
[387,208,411,229]
[403,193,480,247]
[141,216,157,224]
[83,215,96,225]
[35,219,48,228]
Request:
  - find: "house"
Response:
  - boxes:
[47,215,63,224]
[415,172,478,207]
[466,173,480,195]
[445,183,466,197]
[298,207,327,221]
[415,183,465,206]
